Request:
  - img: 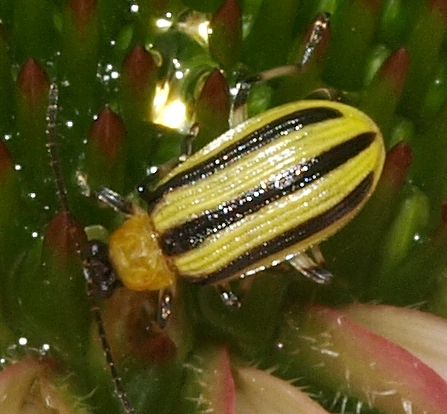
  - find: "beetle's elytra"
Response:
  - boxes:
[108,99,385,293]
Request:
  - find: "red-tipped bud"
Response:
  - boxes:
[381,142,413,193]
[379,48,410,97]
[197,69,230,119]
[43,211,86,263]
[136,331,177,363]
[90,108,125,161]
[209,0,242,68]
[193,69,231,146]
[122,45,158,95]
[358,0,382,14]
[101,289,178,364]
[0,140,13,182]
[192,347,236,413]
[431,0,447,23]
[68,0,97,34]
[441,200,447,228]
[17,59,49,110]
[211,0,241,30]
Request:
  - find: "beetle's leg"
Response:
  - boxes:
[76,171,133,215]
[77,170,138,217]
[231,66,299,126]
[310,245,326,267]
[305,87,345,101]
[179,122,200,160]
[216,283,242,309]
[96,187,134,215]
[288,248,333,285]
[300,12,331,67]
[157,288,174,328]
[230,12,330,126]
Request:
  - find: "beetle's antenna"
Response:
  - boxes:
[88,297,136,414]
[230,13,331,126]
[46,84,71,214]
[45,84,135,414]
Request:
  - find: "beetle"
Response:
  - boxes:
[87,13,385,326]
[46,12,385,413]
[104,98,384,317]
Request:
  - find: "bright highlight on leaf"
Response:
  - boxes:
[152,83,189,130]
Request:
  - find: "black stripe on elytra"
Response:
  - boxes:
[146,106,343,207]
[189,172,374,285]
[161,132,375,256]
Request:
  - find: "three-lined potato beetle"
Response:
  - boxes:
[42,12,386,414]
[88,12,386,325]
[105,98,385,322]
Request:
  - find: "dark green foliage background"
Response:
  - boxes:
[1,0,447,413]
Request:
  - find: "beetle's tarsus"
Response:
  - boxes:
[217,284,242,309]
[95,187,135,216]
[157,289,174,328]
[180,122,200,160]
[289,250,333,285]
[300,12,330,67]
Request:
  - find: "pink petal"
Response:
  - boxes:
[235,367,330,414]
[298,306,447,413]
[344,303,447,382]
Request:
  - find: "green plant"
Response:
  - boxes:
[1,0,447,413]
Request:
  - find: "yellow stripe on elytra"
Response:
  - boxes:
[152,103,379,233]
[154,101,317,187]
[156,100,375,185]
[173,139,383,278]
